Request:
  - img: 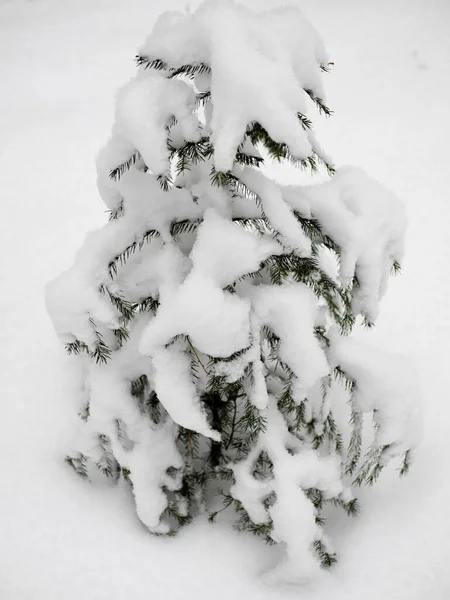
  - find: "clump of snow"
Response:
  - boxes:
[74,316,185,533]
[282,166,407,322]
[97,70,201,206]
[139,0,329,171]
[151,343,220,441]
[139,209,280,359]
[230,396,343,583]
[245,283,329,393]
[328,331,422,461]
[238,166,312,256]
[191,208,281,286]
[45,169,201,345]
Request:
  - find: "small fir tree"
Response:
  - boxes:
[47,0,419,583]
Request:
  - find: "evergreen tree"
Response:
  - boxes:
[47,0,419,583]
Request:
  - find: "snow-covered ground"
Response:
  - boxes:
[1,0,449,598]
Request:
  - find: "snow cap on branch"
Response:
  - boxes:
[139,0,329,171]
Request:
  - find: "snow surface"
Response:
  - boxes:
[1,0,450,598]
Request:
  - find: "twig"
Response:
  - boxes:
[188,432,194,457]
[225,396,238,450]
[188,337,209,375]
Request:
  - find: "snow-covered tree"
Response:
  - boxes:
[46,0,420,583]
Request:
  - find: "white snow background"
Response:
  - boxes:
[1,0,449,598]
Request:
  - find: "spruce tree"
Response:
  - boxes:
[47,0,419,583]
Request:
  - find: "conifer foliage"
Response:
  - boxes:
[47,0,419,583]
